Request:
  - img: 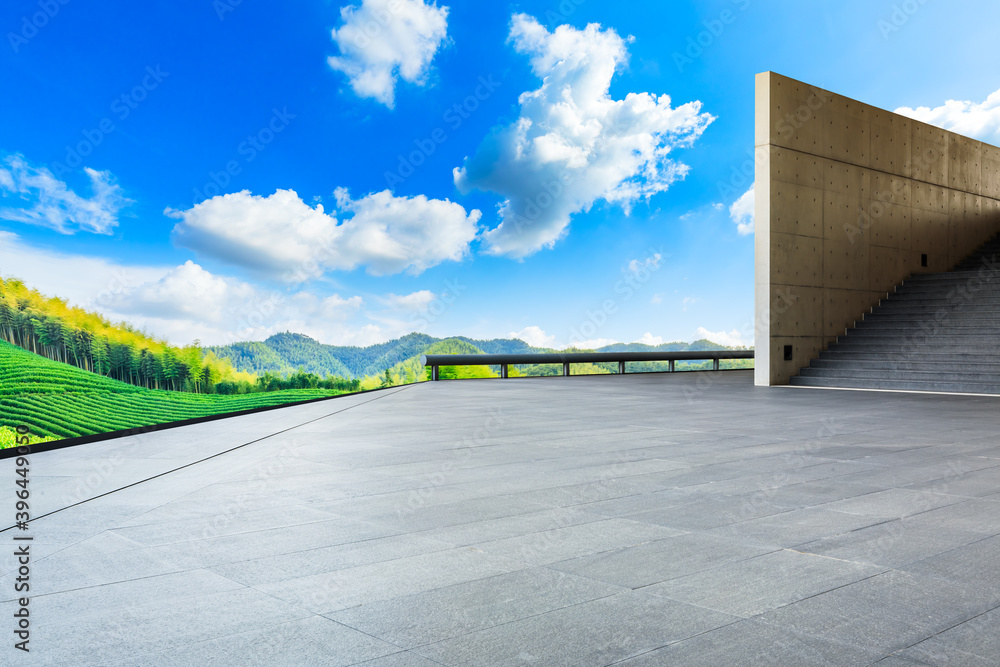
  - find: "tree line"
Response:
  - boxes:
[0,276,358,394]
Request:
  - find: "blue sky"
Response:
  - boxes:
[2,0,999,349]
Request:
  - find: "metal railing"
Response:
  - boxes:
[421,350,754,381]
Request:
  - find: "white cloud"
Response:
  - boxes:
[328,0,449,108]
[454,14,714,258]
[682,296,697,311]
[650,294,662,305]
[508,325,555,348]
[105,260,257,325]
[696,326,745,347]
[384,290,437,311]
[0,231,169,309]
[0,153,130,234]
[626,252,662,277]
[634,332,663,346]
[0,232,386,347]
[896,88,1000,145]
[730,183,754,235]
[170,188,480,280]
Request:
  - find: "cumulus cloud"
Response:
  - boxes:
[896,88,1000,145]
[0,232,386,347]
[454,14,714,258]
[384,290,437,311]
[0,231,168,309]
[328,0,449,108]
[634,332,663,346]
[626,252,662,277]
[105,260,257,325]
[730,183,754,235]
[696,326,745,347]
[169,188,480,280]
[508,325,556,348]
[0,153,131,234]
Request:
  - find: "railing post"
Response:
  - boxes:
[618,360,625,374]
[563,362,570,377]
[713,359,720,372]
[431,365,439,381]
[501,364,508,379]
[669,360,675,373]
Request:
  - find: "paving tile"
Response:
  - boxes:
[625,493,794,530]
[797,518,985,568]
[706,507,896,548]
[756,570,1000,655]
[138,615,401,667]
[820,488,968,518]
[415,507,603,546]
[644,549,884,617]
[902,535,1000,596]
[547,532,773,589]
[351,652,448,667]
[615,618,879,666]
[329,568,624,649]
[896,605,1000,667]
[253,546,525,613]
[0,531,192,599]
[472,518,685,568]
[413,590,738,667]
[904,465,1000,498]
[208,533,453,586]
[902,498,1000,534]
[125,516,400,568]
[2,586,314,665]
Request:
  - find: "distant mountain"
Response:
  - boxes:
[208,333,749,381]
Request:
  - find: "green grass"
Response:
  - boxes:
[0,341,355,445]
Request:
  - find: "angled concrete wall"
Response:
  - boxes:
[755,72,1000,386]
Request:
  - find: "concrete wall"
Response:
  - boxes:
[755,72,1000,386]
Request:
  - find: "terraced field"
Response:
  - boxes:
[0,341,353,443]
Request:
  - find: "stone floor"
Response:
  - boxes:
[2,370,1000,665]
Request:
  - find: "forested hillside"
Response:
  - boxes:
[209,332,541,379]
[0,340,355,443]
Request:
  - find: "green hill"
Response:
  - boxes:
[208,332,534,380]
[0,341,353,445]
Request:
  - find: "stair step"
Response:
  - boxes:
[809,359,1000,373]
[837,334,1000,345]
[798,367,1000,383]
[790,234,1000,393]
[789,376,1000,394]
[851,325,1000,335]
[819,350,1000,362]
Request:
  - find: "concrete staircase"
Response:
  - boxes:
[790,234,1000,394]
